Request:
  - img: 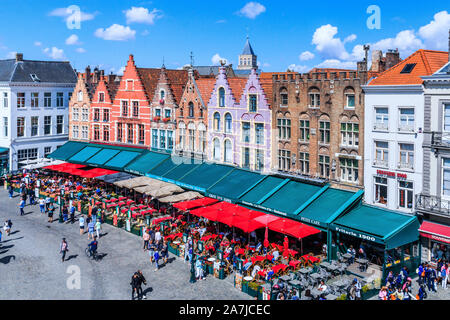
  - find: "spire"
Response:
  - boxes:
[242,37,255,56]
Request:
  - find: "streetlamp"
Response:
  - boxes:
[188,230,196,283]
[59,188,64,223]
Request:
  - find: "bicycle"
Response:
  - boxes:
[85,247,99,261]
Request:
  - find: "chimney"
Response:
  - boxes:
[85,66,91,84]
[370,50,383,72]
[15,53,23,62]
[386,49,401,70]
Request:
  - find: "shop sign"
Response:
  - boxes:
[334,226,379,243]
[299,216,322,227]
[377,170,407,180]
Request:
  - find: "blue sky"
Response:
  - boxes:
[0,0,449,74]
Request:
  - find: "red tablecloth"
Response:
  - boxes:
[107,204,118,208]
[252,256,266,264]
[236,248,246,256]
[118,197,127,201]
[127,200,135,205]
[118,202,126,206]
[110,198,117,202]
[272,264,288,273]
[289,260,301,267]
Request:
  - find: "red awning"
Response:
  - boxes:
[268,218,320,240]
[173,197,219,211]
[77,168,118,178]
[254,214,282,226]
[44,163,86,173]
[152,216,172,225]
[233,219,265,233]
[419,221,450,244]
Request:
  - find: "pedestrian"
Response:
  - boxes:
[354,278,362,300]
[62,206,68,222]
[429,266,437,292]
[195,255,205,280]
[161,239,169,265]
[70,205,75,224]
[184,236,192,263]
[19,198,25,216]
[378,286,388,300]
[148,239,156,265]
[441,264,448,289]
[153,249,161,272]
[8,184,13,199]
[0,229,2,244]
[39,197,45,214]
[47,203,55,223]
[87,219,95,240]
[347,245,356,264]
[416,284,427,300]
[137,270,147,299]
[95,219,102,239]
[154,228,161,245]
[45,195,51,211]
[29,189,35,205]
[79,215,85,235]
[130,273,140,300]
[143,229,150,251]
[60,238,69,262]
[347,280,356,300]
[3,220,11,236]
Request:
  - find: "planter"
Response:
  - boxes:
[247,282,262,298]
[131,226,141,236]
[117,219,124,228]
[168,245,179,256]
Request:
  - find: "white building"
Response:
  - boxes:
[362,49,449,214]
[0,53,77,172]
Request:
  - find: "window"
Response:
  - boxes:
[122,101,128,117]
[242,147,250,169]
[319,121,330,144]
[400,63,416,74]
[164,109,171,119]
[152,129,158,148]
[346,93,355,108]
[99,92,105,102]
[200,108,204,118]
[44,116,51,135]
[127,124,133,144]
[214,113,221,131]
[77,91,83,102]
[308,89,320,108]
[17,117,25,137]
[81,126,88,140]
[375,107,389,130]
[72,125,79,139]
[44,147,52,158]
[31,92,39,108]
[159,130,166,149]
[255,123,264,145]
[399,108,415,132]
[17,93,25,108]
[93,126,100,141]
[340,158,359,183]
[299,152,309,174]
[3,92,8,108]
[442,159,450,197]
[127,80,134,91]
[398,143,414,170]
[3,117,8,137]
[398,181,414,209]
[103,126,109,142]
[249,94,257,112]
[179,128,185,148]
[103,109,110,122]
[72,108,79,121]
[180,108,183,117]
[82,108,89,122]
[93,109,100,122]
[224,140,232,163]
[299,120,310,142]
[188,102,194,118]
[277,118,291,140]
[31,116,38,136]
[138,125,145,145]
[280,89,288,106]
[375,141,389,167]
[17,148,38,163]
[188,129,195,151]
[117,123,123,142]
[242,122,250,143]
[56,93,63,107]
[341,122,359,147]
[375,177,388,205]
[44,93,51,108]
[219,88,225,107]
[278,150,291,171]
[213,139,221,161]
[445,105,450,133]
[319,155,330,178]
[167,131,173,150]
[160,90,165,100]
[256,149,264,171]
[155,109,161,118]
[199,130,206,153]
[133,101,139,118]
[225,113,232,134]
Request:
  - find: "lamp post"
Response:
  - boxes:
[58,189,64,223]
[188,229,196,283]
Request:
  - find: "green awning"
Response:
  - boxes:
[207,168,265,201]
[47,141,87,161]
[0,147,8,154]
[331,204,420,249]
[124,151,170,175]
[163,161,201,181]
[147,157,183,177]
[177,163,235,191]
[69,146,102,163]
[86,149,120,166]
[104,151,141,170]
[239,176,286,205]
[259,180,322,215]
[297,188,359,227]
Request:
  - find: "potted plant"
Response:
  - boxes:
[163,117,170,123]
[160,99,165,105]
[153,116,161,122]
[248,281,261,298]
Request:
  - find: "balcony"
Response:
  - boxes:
[397,162,414,171]
[416,194,450,218]
[431,132,450,149]
[373,123,389,131]
[373,159,388,168]
[398,125,414,133]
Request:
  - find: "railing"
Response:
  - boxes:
[431,132,450,148]
[397,162,414,170]
[416,194,450,217]
[373,123,388,131]
[373,159,388,168]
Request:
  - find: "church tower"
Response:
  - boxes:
[238,37,257,70]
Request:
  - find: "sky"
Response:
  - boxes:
[0,0,449,74]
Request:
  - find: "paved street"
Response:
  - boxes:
[0,190,250,300]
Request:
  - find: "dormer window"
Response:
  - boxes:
[219,87,225,107]
[99,92,105,102]
[77,91,83,102]
[30,74,40,82]
[249,94,257,112]
[160,90,165,100]
[126,80,134,91]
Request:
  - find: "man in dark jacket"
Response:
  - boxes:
[137,270,147,299]
[130,273,140,300]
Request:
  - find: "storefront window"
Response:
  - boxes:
[431,242,450,262]
[375,177,388,205]
[398,181,414,209]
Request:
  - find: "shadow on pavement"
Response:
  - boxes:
[0,244,14,251]
[0,255,15,264]
[0,236,24,244]
[65,254,78,262]
[9,230,20,236]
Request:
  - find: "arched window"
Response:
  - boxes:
[308,87,320,108]
[160,90,165,100]
[219,87,225,107]
[213,138,221,161]
[225,113,232,133]
[224,140,232,163]
[214,112,221,131]
[188,102,194,118]
[280,87,288,106]
[344,87,356,108]
[77,91,83,102]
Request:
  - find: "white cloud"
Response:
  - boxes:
[49,7,97,22]
[312,24,351,60]
[372,29,423,57]
[141,30,150,36]
[216,19,227,24]
[34,41,42,47]
[344,34,357,44]
[299,51,315,61]
[238,2,266,19]
[43,47,65,60]
[95,24,136,41]
[418,11,450,50]
[124,7,162,25]
[316,59,356,69]
[211,53,228,65]
[76,48,86,53]
[65,34,81,45]
[287,64,310,73]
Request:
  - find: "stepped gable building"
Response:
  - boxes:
[176,67,216,160]
[149,66,189,152]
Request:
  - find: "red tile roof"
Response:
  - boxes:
[259,77,273,108]
[369,50,449,86]
[137,68,161,100]
[227,77,248,102]
[164,69,189,105]
[196,78,216,105]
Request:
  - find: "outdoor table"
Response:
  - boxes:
[130,206,138,211]
[288,279,301,286]
[118,197,127,201]
[126,200,135,205]
[289,260,301,268]
[107,204,118,209]
[243,276,253,282]
[356,258,369,272]
[343,253,352,259]
[138,205,146,209]
[327,265,339,272]
[325,294,338,300]
[279,275,291,282]
[110,198,118,202]
[208,257,216,262]
[320,261,331,269]
[310,288,323,298]
[117,202,126,206]
[173,241,181,245]
[299,267,312,275]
